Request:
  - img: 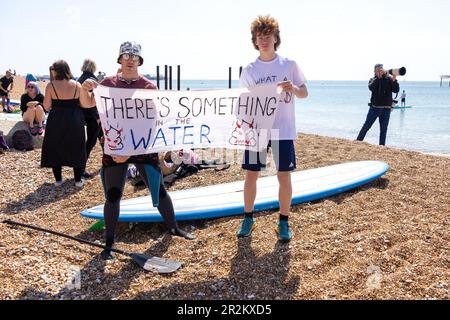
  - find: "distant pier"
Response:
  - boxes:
[440,75,450,87]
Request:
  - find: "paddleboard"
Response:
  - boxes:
[393,105,413,109]
[80,160,389,222]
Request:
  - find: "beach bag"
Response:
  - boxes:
[12,130,34,151]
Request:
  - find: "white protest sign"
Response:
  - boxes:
[94,83,282,156]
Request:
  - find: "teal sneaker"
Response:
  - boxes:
[277,220,292,243]
[237,217,255,238]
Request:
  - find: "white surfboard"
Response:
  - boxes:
[80,161,389,222]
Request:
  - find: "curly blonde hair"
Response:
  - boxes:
[251,15,281,51]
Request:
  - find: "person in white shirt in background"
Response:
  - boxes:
[400,90,406,107]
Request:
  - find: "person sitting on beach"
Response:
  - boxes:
[237,15,308,243]
[20,81,45,135]
[80,41,195,260]
[41,60,90,188]
[400,90,406,107]
[356,64,400,146]
[78,59,101,179]
[0,70,14,113]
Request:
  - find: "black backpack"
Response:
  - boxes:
[12,130,34,151]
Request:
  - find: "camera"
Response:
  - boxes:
[386,67,406,76]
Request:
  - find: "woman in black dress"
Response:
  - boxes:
[41,60,92,187]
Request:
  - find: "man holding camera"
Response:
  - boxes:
[357,64,400,146]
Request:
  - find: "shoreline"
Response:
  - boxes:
[420,152,450,158]
[1,116,449,157]
[3,77,448,157]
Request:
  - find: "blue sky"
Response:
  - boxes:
[2,0,450,80]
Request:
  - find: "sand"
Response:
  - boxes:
[0,130,449,300]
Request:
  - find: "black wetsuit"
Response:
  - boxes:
[101,160,191,247]
[98,75,195,259]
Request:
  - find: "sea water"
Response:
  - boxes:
[178,80,450,155]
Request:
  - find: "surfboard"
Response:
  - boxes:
[8,99,20,106]
[80,161,389,222]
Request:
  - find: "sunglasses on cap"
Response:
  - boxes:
[121,53,140,62]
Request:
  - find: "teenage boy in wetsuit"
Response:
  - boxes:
[80,41,195,260]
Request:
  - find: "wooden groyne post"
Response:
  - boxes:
[440,75,450,87]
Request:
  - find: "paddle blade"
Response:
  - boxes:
[131,253,182,274]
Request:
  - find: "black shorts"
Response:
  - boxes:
[242,140,296,172]
[0,91,8,97]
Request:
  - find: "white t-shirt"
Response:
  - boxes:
[239,55,307,140]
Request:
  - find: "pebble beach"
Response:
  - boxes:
[1,89,449,299]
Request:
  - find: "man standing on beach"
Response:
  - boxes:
[0,70,14,113]
[80,41,195,260]
[237,15,308,242]
[356,64,399,146]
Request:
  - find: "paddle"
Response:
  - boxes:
[2,219,182,274]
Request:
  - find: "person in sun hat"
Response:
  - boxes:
[80,41,195,260]
[116,41,144,66]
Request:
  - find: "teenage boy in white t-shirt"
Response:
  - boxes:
[237,15,308,242]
